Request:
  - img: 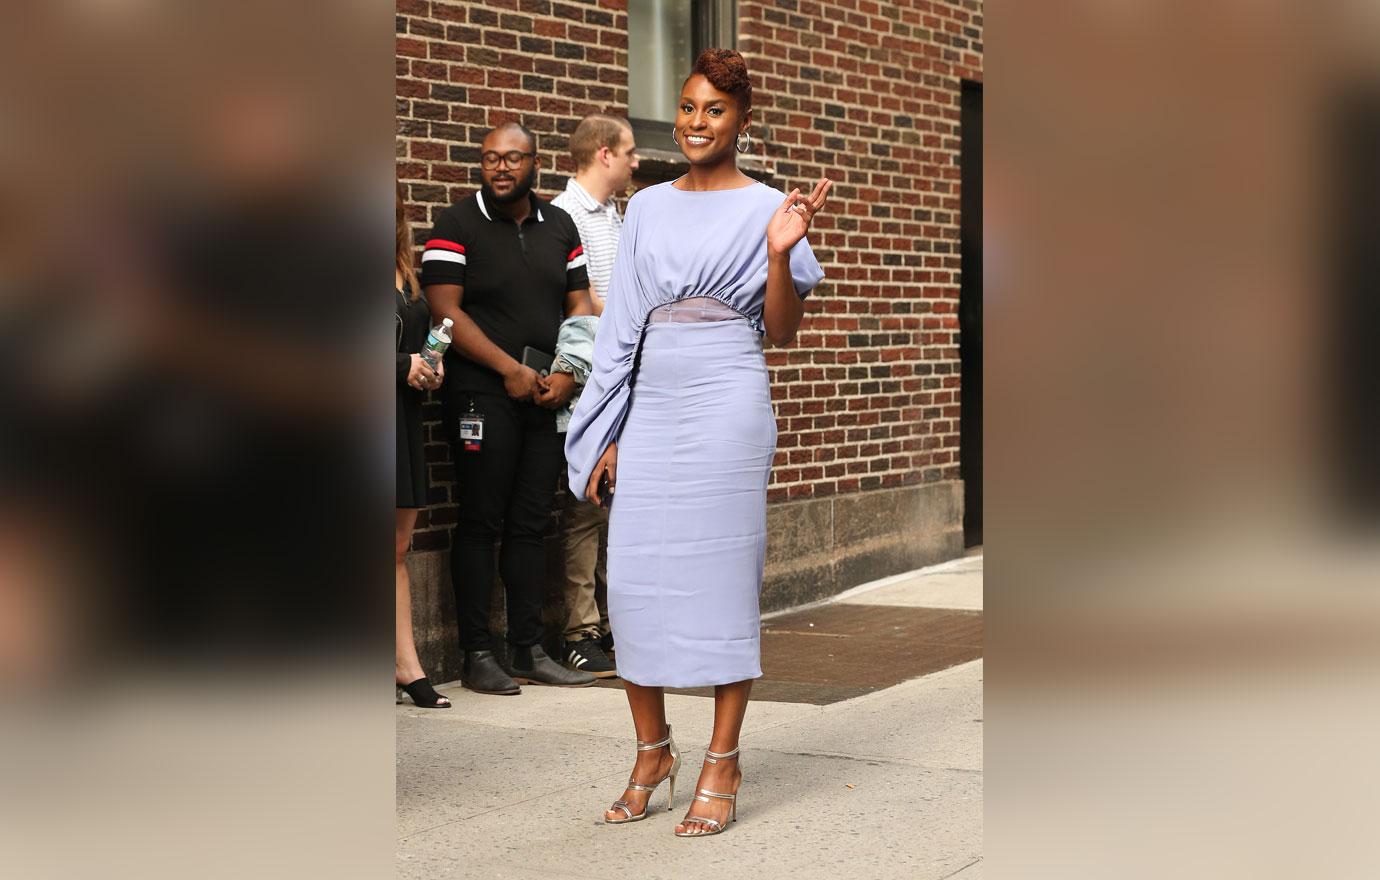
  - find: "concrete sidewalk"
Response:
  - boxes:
[396,554,983,879]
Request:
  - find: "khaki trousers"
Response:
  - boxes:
[561,494,609,641]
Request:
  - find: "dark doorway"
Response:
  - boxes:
[959,80,983,547]
[1332,87,1380,526]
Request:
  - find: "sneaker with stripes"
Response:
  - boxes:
[564,636,617,679]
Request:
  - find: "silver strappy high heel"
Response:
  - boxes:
[605,725,681,824]
[674,745,741,837]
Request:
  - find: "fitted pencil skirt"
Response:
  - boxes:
[607,317,777,688]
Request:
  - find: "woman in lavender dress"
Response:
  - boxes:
[565,49,831,837]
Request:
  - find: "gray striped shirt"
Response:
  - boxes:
[550,178,622,303]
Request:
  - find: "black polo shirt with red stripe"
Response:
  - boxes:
[421,189,588,395]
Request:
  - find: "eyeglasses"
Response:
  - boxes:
[481,150,536,169]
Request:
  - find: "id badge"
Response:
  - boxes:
[459,407,484,453]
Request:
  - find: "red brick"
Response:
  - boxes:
[533,18,567,37]
[431,42,465,61]
[410,61,447,80]
[410,141,446,160]
[396,37,427,58]
[396,79,428,99]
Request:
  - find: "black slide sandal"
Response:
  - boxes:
[397,678,452,708]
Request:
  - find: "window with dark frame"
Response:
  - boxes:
[627,0,738,156]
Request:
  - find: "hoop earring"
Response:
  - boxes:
[671,128,680,146]
[736,131,751,153]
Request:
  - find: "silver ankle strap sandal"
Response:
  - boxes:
[605,726,682,824]
[675,746,741,837]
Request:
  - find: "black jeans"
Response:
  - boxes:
[445,390,564,652]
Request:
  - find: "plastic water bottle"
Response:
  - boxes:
[421,318,453,370]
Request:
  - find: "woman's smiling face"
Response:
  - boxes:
[676,73,748,165]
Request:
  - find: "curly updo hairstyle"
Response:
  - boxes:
[689,48,752,115]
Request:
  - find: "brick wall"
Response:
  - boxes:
[396,0,633,552]
[736,0,981,504]
[396,0,982,553]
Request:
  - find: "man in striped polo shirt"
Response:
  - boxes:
[422,122,597,695]
[550,115,638,678]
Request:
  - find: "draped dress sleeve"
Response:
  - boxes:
[564,182,827,499]
[788,235,826,299]
[564,191,645,499]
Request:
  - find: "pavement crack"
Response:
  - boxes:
[750,746,982,774]
[938,857,982,878]
[399,772,612,842]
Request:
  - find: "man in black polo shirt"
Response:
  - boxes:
[422,122,596,694]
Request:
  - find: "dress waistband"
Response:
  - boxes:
[646,296,745,324]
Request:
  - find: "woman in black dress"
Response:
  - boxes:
[396,182,449,708]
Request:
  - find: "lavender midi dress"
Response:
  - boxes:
[565,181,824,688]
